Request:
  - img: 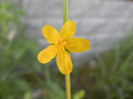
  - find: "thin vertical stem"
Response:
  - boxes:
[65,74,71,99]
[63,0,68,24]
[63,0,71,99]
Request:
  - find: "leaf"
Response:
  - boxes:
[73,90,85,99]
[23,91,32,99]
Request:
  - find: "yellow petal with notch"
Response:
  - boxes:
[60,20,75,41]
[38,45,58,63]
[56,47,73,74]
[65,38,90,53]
[42,25,60,44]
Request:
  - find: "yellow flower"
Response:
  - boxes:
[37,20,90,74]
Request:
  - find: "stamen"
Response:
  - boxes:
[56,39,67,48]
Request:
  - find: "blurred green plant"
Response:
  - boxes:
[42,65,85,99]
[96,32,133,99]
[71,32,133,99]
[73,90,85,99]
[0,1,41,99]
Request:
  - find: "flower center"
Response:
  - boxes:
[56,39,67,48]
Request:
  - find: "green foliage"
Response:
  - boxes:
[97,33,133,99]
[44,66,85,99]
[71,32,133,99]
[23,91,32,99]
[73,90,85,99]
[0,1,41,99]
[0,76,30,99]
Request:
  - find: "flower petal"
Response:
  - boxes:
[56,47,73,74]
[42,25,60,44]
[65,38,90,53]
[60,20,75,41]
[38,45,58,63]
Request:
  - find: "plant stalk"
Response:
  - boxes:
[63,0,68,24]
[63,0,71,99]
[65,74,71,99]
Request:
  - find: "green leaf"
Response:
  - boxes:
[73,90,85,99]
[23,91,32,99]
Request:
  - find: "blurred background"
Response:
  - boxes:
[0,0,133,99]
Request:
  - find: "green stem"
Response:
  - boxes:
[63,0,68,24]
[65,74,71,99]
[63,0,71,99]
